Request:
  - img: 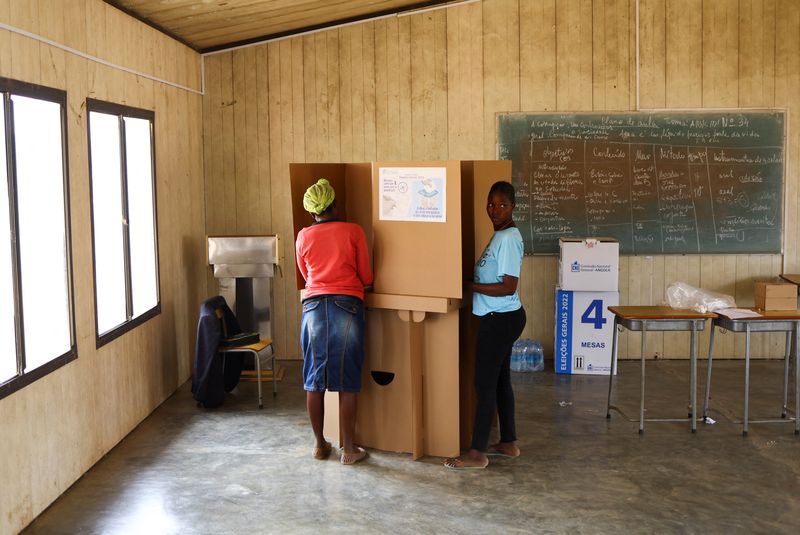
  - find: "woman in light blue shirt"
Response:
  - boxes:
[445,181,526,470]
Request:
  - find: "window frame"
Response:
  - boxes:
[0,77,77,400]
[86,98,161,348]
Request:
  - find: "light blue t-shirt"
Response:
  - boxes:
[472,227,523,316]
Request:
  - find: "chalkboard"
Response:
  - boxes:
[497,112,785,254]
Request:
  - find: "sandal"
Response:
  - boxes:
[443,457,488,470]
[340,446,368,465]
[486,443,520,458]
[313,441,332,460]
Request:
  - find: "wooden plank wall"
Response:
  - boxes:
[203,0,800,362]
[0,1,204,533]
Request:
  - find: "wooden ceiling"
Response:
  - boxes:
[107,0,456,53]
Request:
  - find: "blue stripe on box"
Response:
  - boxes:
[556,289,573,374]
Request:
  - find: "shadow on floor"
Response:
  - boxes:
[23,359,800,534]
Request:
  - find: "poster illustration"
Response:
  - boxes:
[378,167,446,222]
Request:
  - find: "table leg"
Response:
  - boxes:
[606,316,620,419]
[703,321,717,421]
[255,349,263,410]
[795,322,799,435]
[690,321,697,433]
[744,324,751,437]
[640,321,647,434]
[272,350,277,397]
[783,331,791,418]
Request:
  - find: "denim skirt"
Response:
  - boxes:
[300,294,365,393]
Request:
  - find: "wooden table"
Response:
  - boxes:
[606,306,716,433]
[778,273,800,286]
[702,308,800,436]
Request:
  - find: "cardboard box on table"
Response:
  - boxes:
[289,160,511,458]
[754,281,797,311]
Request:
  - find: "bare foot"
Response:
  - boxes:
[487,442,520,458]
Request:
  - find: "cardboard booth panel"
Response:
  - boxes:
[352,308,413,453]
[323,306,461,457]
[420,309,460,457]
[464,160,513,272]
[289,162,373,290]
[372,161,463,299]
[554,289,619,375]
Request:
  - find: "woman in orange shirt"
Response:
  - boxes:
[295,179,374,465]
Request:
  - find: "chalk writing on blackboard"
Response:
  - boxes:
[497,112,785,254]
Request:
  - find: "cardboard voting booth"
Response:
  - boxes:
[290,160,511,458]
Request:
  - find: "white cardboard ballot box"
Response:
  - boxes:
[558,238,619,291]
[554,288,618,375]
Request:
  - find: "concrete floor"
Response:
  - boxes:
[24,359,800,534]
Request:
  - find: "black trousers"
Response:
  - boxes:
[470,307,527,451]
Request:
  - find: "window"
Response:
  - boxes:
[0,77,76,399]
[87,99,159,347]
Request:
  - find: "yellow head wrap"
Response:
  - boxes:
[303,178,336,215]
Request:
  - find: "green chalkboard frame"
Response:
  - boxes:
[497,111,786,255]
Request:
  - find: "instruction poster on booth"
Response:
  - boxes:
[379,167,446,222]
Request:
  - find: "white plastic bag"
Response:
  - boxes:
[664,282,736,313]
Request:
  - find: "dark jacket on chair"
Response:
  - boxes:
[192,296,244,408]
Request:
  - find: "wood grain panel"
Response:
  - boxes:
[592,0,631,111]
[702,0,739,107]
[264,38,306,358]
[195,0,799,365]
[409,10,447,160]
[446,1,483,159]
[287,38,305,354]
[0,1,10,79]
[483,0,519,158]
[10,0,40,83]
[0,1,205,533]
[340,22,378,163]
[516,0,554,341]
[361,22,378,162]
[520,0,556,112]
[639,0,666,109]
[115,0,446,51]
[339,25,355,163]
[665,0,701,108]
[104,3,125,99]
[232,47,259,234]
[374,16,412,160]
[202,54,222,242]
[38,0,66,87]
[739,0,776,108]
[776,0,799,275]
[556,0,592,111]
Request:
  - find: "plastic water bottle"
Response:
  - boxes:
[520,340,530,372]
[522,340,533,372]
[510,340,524,372]
[530,340,544,372]
[511,339,545,372]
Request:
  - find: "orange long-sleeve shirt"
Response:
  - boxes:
[295,221,373,300]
